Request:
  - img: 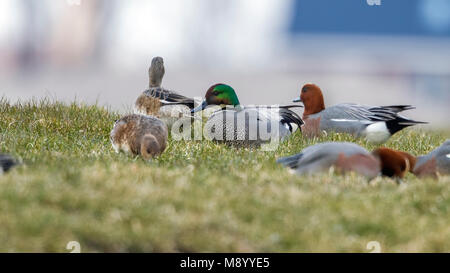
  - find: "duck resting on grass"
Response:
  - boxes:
[278,140,450,181]
[110,114,168,160]
[192,83,304,148]
[293,83,427,143]
[134,56,195,128]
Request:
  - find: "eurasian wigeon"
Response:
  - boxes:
[192,83,304,147]
[293,84,427,143]
[110,114,168,160]
[276,142,381,179]
[134,57,194,127]
[0,154,17,175]
[413,139,450,178]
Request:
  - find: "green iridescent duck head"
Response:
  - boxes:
[192,83,240,113]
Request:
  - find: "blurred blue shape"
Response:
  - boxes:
[289,0,450,36]
[419,0,450,33]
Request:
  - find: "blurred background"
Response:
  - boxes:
[0,0,449,127]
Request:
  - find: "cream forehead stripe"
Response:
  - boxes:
[404,157,410,173]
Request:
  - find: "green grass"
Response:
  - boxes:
[0,98,449,252]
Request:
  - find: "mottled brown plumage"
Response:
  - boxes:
[110,114,168,160]
[135,93,161,117]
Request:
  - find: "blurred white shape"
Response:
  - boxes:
[109,0,290,70]
[67,0,81,6]
[0,0,24,49]
[66,241,81,253]
[366,0,381,6]
[110,0,184,68]
[366,241,381,253]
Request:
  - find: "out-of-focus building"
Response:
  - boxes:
[0,0,449,127]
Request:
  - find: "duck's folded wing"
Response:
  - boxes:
[317,105,373,134]
[144,88,195,109]
[328,103,422,122]
[377,105,415,113]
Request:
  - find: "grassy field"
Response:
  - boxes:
[0,98,449,253]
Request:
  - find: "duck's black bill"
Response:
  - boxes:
[292,97,302,103]
[191,100,208,113]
